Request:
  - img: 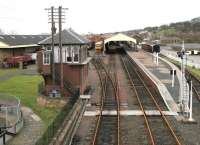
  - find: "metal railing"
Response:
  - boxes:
[0,93,23,145]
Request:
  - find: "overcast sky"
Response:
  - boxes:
[0,0,200,35]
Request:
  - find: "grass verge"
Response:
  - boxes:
[0,75,60,127]
[161,55,200,80]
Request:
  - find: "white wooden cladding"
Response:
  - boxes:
[43,45,81,64]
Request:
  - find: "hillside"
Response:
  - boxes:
[117,17,200,43]
[142,17,200,43]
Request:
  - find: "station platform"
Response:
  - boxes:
[127,50,181,116]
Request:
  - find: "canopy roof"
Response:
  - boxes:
[104,33,137,44]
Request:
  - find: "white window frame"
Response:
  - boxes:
[43,51,51,65]
[66,46,72,63]
[54,46,59,63]
[43,46,52,65]
[72,46,79,63]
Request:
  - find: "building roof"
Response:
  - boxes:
[104,33,137,44]
[0,35,49,47]
[160,36,181,41]
[38,29,90,45]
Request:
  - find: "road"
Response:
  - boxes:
[160,46,200,68]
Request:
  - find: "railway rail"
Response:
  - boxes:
[120,52,183,145]
[92,55,120,145]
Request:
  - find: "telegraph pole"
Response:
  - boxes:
[51,6,56,85]
[45,7,57,85]
[58,6,68,92]
[59,6,64,91]
[45,6,68,93]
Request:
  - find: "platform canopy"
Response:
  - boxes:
[104,33,137,44]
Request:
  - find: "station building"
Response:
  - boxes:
[37,29,91,97]
[95,33,137,53]
[0,35,49,66]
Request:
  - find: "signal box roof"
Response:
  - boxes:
[38,29,90,45]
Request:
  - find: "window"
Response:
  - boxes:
[43,52,51,65]
[51,45,80,64]
[54,47,59,63]
[73,46,79,63]
[43,46,52,65]
[45,46,52,51]
[66,46,72,62]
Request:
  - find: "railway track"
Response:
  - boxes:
[120,52,182,145]
[92,54,120,145]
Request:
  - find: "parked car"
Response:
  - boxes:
[3,55,32,68]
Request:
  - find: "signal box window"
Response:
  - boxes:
[43,52,51,65]
[67,46,72,62]
[73,46,79,63]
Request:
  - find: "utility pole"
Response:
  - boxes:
[51,6,56,85]
[45,6,68,93]
[58,6,68,92]
[45,7,57,85]
[59,6,64,91]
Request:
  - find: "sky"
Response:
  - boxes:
[0,0,200,35]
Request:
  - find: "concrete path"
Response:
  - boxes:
[6,106,44,145]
